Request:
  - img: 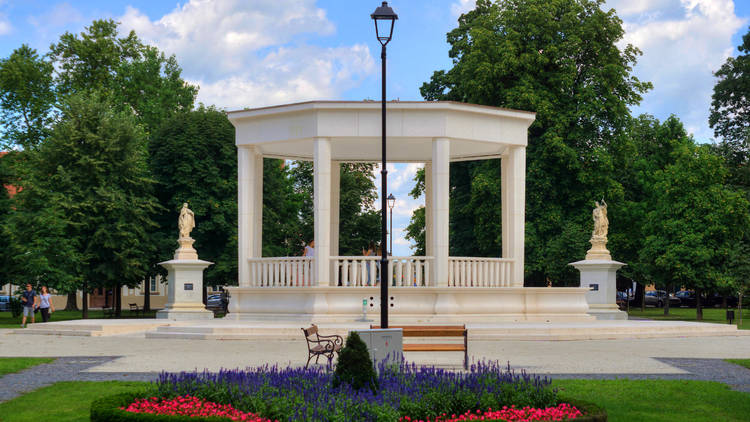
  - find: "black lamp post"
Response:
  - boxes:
[372,1,397,329]
[387,193,396,255]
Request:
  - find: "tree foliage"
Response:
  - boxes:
[49,19,197,136]
[420,0,650,284]
[149,107,237,286]
[640,141,750,317]
[290,162,380,256]
[5,92,159,296]
[0,45,55,150]
[710,27,750,153]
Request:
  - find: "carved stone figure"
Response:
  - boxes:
[178,203,195,239]
[592,199,608,238]
[586,199,611,260]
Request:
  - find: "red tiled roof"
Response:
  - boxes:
[0,151,20,197]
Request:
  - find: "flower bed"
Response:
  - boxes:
[91,362,607,421]
[399,403,583,421]
[122,396,275,421]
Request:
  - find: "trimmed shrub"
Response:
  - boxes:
[331,331,378,392]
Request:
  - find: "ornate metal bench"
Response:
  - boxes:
[301,324,343,368]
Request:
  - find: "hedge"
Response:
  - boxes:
[92,393,607,421]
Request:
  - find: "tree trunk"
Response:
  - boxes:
[722,296,727,309]
[114,284,122,318]
[203,284,208,305]
[144,280,151,313]
[82,281,88,319]
[64,292,79,311]
[663,285,670,316]
[739,292,743,326]
[696,287,703,321]
[636,283,645,312]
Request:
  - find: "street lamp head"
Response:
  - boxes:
[387,193,396,210]
[371,1,398,46]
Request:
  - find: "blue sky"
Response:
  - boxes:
[1,0,749,256]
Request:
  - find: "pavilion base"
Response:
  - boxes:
[224,286,594,323]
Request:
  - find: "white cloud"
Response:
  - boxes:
[27,3,83,29]
[451,0,475,17]
[0,14,11,35]
[119,0,374,109]
[611,0,745,140]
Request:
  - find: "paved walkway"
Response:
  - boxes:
[1,330,749,402]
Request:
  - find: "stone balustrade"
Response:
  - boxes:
[448,257,513,287]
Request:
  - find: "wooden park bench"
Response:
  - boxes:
[301,324,344,368]
[128,303,143,317]
[102,306,116,318]
[371,325,468,369]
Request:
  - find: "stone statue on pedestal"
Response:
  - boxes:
[178,203,195,239]
[570,198,626,320]
[156,202,213,320]
[586,199,611,260]
[175,203,198,260]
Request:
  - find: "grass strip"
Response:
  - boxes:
[627,307,750,330]
[0,357,55,377]
[725,359,750,370]
[0,309,159,329]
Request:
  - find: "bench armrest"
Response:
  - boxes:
[316,334,343,347]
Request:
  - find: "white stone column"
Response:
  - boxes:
[253,154,264,258]
[330,161,341,281]
[238,146,262,287]
[502,146,526,287]
[314,138,332,286]
[432,138,450,287]
[424,162,434,285]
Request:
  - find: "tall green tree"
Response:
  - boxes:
[49,19,196,136]
[290,162,380,255]
[149,107,237,287]
[641,142,750,319]
[0,45,55,150]
[420,0,650,284]
[607,115,692,300]
[6,91,159,317]
[263,159,304,257]
[710,27,750,154]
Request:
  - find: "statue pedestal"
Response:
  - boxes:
[156,257,214,321]
[569,259,627,320]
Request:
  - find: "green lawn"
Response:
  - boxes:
[0,379,748,422]
[0,357,55,377]
[628,306,750,330]
[0,309,158,329]
[0,381,151,422]
[554,379,750,422]
[726,359,750,370]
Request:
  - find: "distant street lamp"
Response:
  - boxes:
[387,193,396,255]
[372,1,398,329]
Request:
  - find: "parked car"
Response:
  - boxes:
[644,290,681,308]
[706,293,738,308]
[616,291,632,310]
[675,291,696,307]
[206,293,228,313]
[0,295,9,312]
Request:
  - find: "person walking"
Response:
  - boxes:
[38,286,54,323]
[20,283,39,328]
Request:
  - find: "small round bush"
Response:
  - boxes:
[331,331,378,392]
